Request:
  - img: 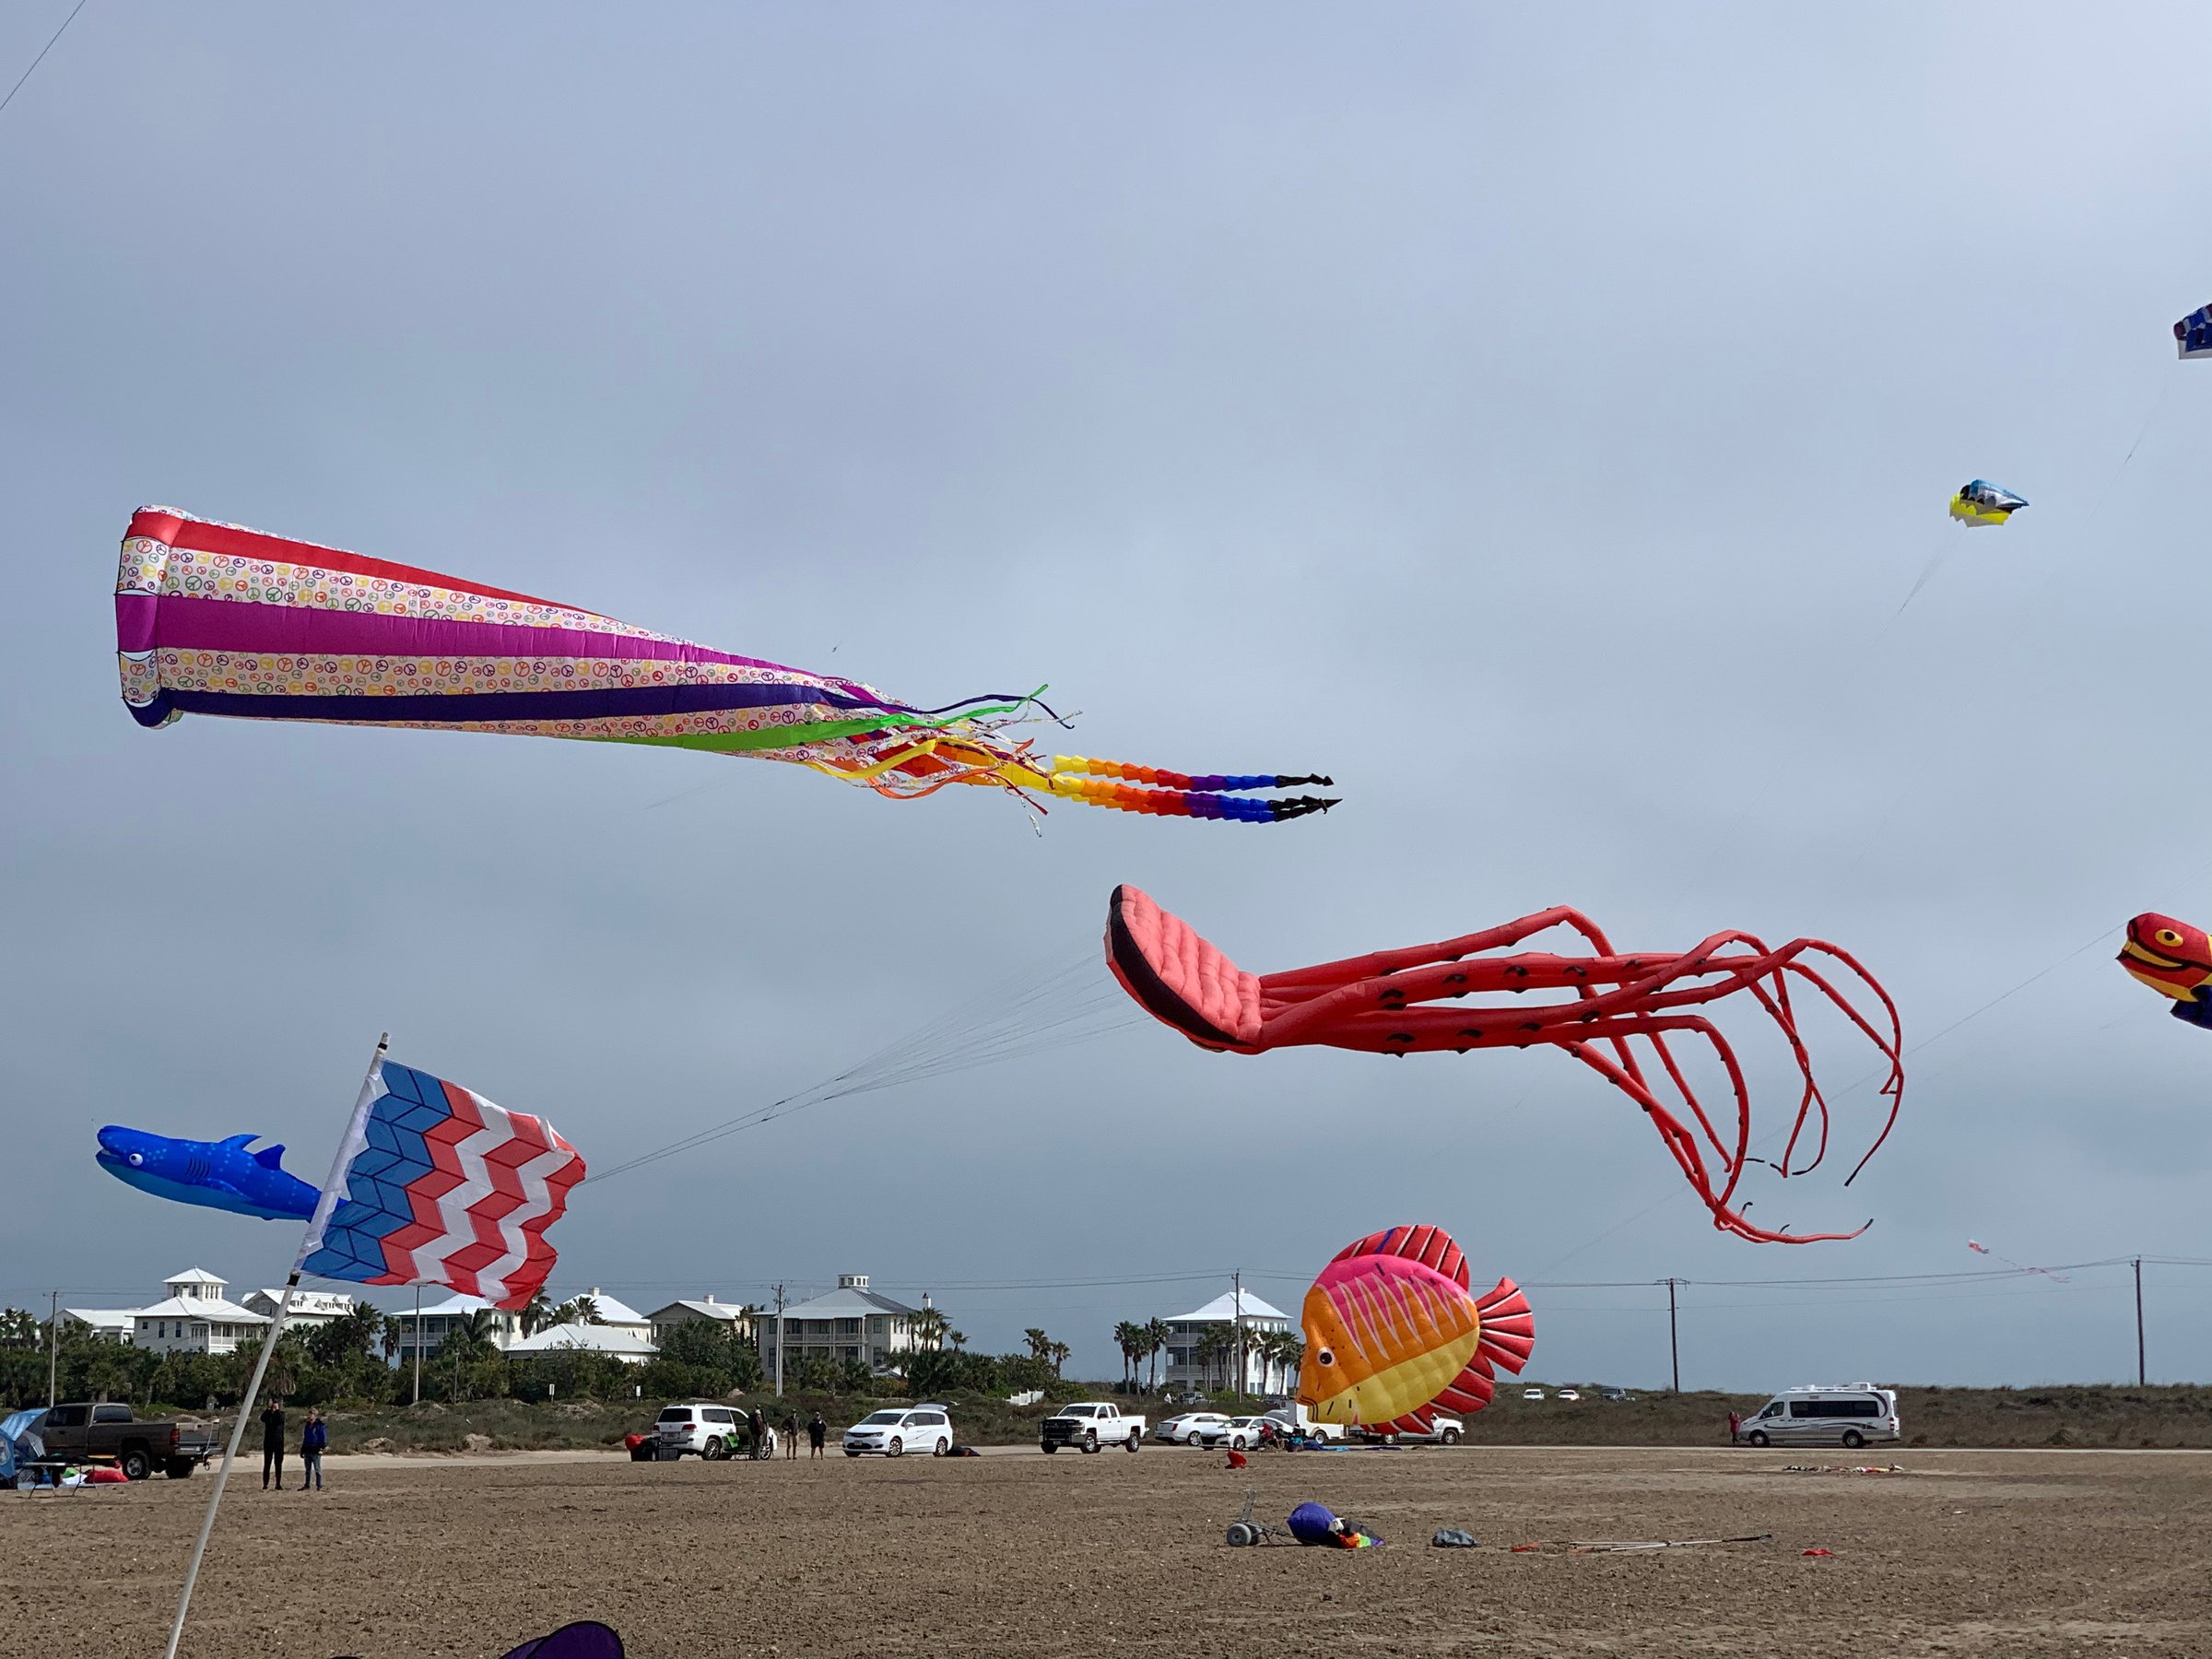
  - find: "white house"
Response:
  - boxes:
[1159,1289,1293,1394]
[130,1270,272,1358]
[59,1306,136,1344]
[391,1294,525,1365]
[241,1288,358,1331]
[646,1296,755,1347]
[507,1322,656,1365]
[571,1289,653,1345]
[758,1274,934,1376]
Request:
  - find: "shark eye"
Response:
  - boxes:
[128,1152,144,1167]
[2158,929,2183,947]
[1316,1348,1335,1367]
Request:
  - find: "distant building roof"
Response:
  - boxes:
[135,1297,267,1324]
[648,1299,749,1324]
[1164,1291,1290,1325]
[404,1293,512,1320]
[62,1307,139,1330]
[164,1268,227,1286]
[781,1284,920,1320]
[245,1289,355,1318]
[576,1289,649,1328]
[508,1322,655,1359]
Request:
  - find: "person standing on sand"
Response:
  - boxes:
[300,1408,327,1491]
[1727,1410,1742,1444]
[807,1411,826,1460]
[748,1406,768,1460]
[782,1411,798,1460]
[260,1398,287,1490]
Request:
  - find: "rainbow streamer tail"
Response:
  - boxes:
[1036,756,1338,823]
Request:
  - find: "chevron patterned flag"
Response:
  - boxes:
[300,1059,584,1311]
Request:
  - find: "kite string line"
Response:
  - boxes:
[0,0,86,121]
[583,948,1132,1184]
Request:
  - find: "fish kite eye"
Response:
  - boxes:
[1316,1348,1335,1368]
[128,1152,144,1166]
[2159,929,2184,947]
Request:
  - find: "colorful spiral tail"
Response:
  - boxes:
[1041,756,1338,822]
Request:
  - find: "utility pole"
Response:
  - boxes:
[411,1284,422,1406]
[47,1290,58,1408]
[2135,1257,2146,1387]
[1232,1271,1244,1406]
[773,1284,786,1398]
[1662,1278,1683,1393]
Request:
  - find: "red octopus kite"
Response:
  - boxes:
[1105,887,1904,1243]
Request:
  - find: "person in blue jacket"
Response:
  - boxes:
[300,1407,327,1492]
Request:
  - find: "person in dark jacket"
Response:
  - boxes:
[782,1412,798,1461]
[260,1399,287,1490]
[747,1406,768,1460]
[807,1411,827,1460]
[300,1407,327,1491]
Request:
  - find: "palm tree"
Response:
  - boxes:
[1276,1333,1305,1395]
[521,1293,558,1336]
[1192,1325,1231,1393]
[1049,1341,1071,1378]
[910,1306,950,1353]
[1023,1328,1053,1364]
[1145,1319,1170,1392]
[1112,1321,1146,1389]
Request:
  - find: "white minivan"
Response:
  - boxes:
[842,1406,954,1457]
[1737,1384,1900,1449]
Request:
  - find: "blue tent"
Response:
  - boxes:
[0,1409,47,1485]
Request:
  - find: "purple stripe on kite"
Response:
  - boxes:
[116,593,159,652]
[140,594,818,680]
[158,685,867,725]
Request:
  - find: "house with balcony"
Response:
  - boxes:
[241,1287,359,1331]
[1159,1289,1293,1394]
[390,1294,525,1366]
[128,1269,273,1358]
[757,1275,935,1376]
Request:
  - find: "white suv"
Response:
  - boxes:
[842,1406,954,1458]
[653,1402,759,1460]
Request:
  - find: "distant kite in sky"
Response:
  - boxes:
[2118,912,2212,1030]
[114,508,1335,825]
[1300,1224,1532,1434]
[2176,304,2212,360]
[1106,886,1905,1243]
[1947,480,2029,527]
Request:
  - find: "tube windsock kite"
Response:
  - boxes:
[114,508,1335,824]
[1105,885,1905,1244]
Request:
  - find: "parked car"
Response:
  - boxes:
[1040,1401,1145,1453]
[35,1402,219,1480]
[1155,1411,1232,1446]
[1521,1387,1547,1402]
[1599,1387,1633,1402]
[1259,1406,1351,1444]
[1194,1416,1273,1451]
[1737,1384,1900,1450]
[653,1402,762,1460]
[1353,1412,1465,1446]
[1557,1388,1582,1402]
[842,1406,954,1458]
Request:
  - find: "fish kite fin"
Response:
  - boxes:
[218,1133,256,1148]
[1330,1223,1470,1291]
[1429,1277,1535,1419]
[251,1143,288,1170]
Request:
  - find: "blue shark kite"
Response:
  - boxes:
[96,1126,318,1222]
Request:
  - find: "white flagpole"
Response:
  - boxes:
[162,1033,389,1659]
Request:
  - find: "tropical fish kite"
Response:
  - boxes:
[2118,912,2212,1029]
[96,1126,318,1222]
[115,508,1335,824]
[1105,885,1905,1243]
[1300,1224,1532,1433]
[2177,303,2212,360]
[1947,480,2028,527]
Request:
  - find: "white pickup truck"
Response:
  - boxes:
[1039,1401,1146,1453]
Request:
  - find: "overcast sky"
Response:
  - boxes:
[6,4,2211,1393]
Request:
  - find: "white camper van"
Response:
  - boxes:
[1736,1384,1900,1449]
